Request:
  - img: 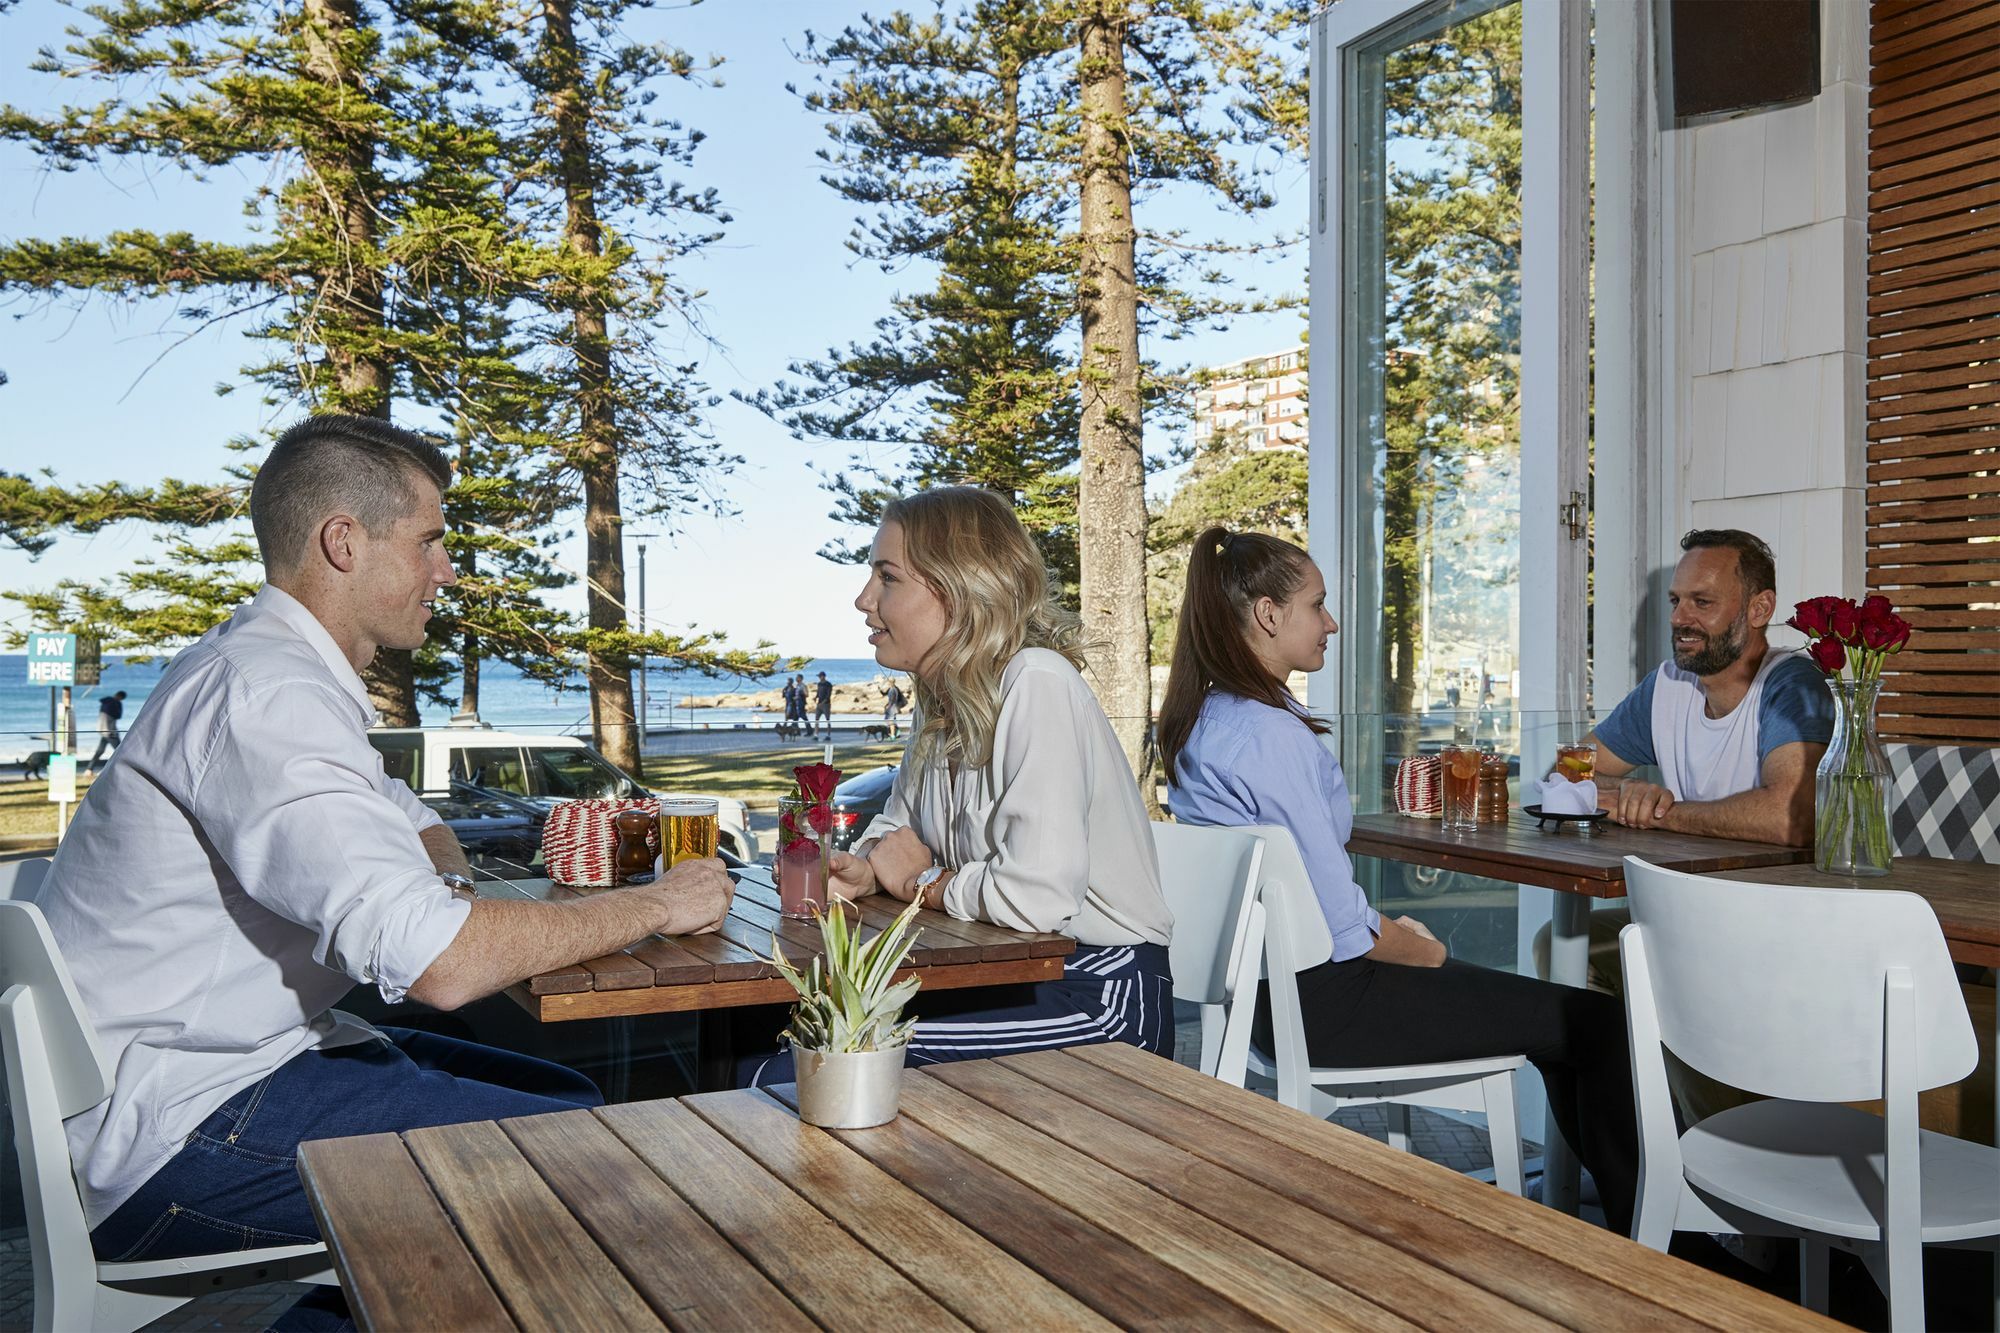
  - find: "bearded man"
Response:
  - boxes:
[1534,529,1834,999]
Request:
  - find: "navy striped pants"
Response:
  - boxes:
[744,941,1173,1087]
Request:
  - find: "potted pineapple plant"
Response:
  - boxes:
[770,895,926,1128]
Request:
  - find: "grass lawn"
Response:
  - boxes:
[0,771,94,845]
[641,743,906,804]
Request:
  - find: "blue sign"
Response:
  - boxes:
[26,632,77,686]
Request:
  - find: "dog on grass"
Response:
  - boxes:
[21,750,53,781]
[861,724,893,742]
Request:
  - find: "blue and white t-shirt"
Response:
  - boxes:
[1596,648,1834,802]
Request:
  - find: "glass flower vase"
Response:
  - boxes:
[1815,679,1892,877]
[776,795,830,920]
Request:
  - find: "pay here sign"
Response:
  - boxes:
[26,632,77,686]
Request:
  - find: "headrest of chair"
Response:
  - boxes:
[0,900,114,1118]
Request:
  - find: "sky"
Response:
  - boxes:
[0,0,1308,662]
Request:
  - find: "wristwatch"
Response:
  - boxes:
[440,871,477,900]
[913,865,946,907]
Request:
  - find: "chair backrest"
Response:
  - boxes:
[1621,857,1975,1101]
[1150,822,1265,1007]
[0,856,52,902]
[1887,742,2000,863]
[1238,824,1337,977]
[2,899,117,1331]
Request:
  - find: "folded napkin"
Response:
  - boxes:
[1536,774,1601,815]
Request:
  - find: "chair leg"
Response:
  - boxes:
[1386,1102,1411,1155]
[1884,1231,1925,1333]
[1198,1005,1224,1079]
[1800,1238,1830,1315]
[1481,1072,1524,1196]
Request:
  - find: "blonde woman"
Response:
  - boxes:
[745,487,1173,1083]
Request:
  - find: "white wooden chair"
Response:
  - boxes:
[1621,856,2000,1330]
[1242,823,1526,1194]
[0,899,332,1332]
[1150,822,1265,1081]
[0,855,51,901]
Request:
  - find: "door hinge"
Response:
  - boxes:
[1558,491,1587,541]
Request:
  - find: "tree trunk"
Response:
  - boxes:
[301,0,413,726]
[541,0,639,774]
[1075,2,1154,807]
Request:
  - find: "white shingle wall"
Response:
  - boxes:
[1678,0,1869,614]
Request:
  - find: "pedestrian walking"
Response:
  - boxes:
[814,671,833,738]
[779,676,798,731]
[883,680,905,739]
[90,691,127,771]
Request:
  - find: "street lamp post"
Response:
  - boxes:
[630,533,660,740]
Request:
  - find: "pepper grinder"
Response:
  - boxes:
[613,808,656,884]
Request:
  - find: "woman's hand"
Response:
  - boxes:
[826,849,878,900]
[868,826,936,902]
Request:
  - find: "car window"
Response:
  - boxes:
[451,746,530,796]
[367,732,424,788]
[527,747,636,800]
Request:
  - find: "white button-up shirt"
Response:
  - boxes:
[38,585,471,1226]
[860,648,1173,949]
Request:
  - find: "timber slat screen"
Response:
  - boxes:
[1866,0,2000,741]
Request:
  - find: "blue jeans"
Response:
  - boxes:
[91,1027,600,1265]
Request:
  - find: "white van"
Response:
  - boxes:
[366,724,757,862]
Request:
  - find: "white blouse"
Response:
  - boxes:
[860,648,1172,948]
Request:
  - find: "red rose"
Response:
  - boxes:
[1887,616,1912,652]
[793,763,841,803]
[806,802,833,834]
[1787,599,1829,636]
[781,834,817,857]
[1809,635,1847,674]
[1832,600,1864,644]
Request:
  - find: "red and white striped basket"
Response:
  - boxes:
[542,797,660,887]
[1393,755,1442,818]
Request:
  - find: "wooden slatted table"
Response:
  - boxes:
[297,1044,1840,1333]
[1344,811,1812,1213]
[485,867,1074,1022]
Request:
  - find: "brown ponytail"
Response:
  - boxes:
[1157,526,1330,785]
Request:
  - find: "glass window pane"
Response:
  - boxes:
[451,746,529,796]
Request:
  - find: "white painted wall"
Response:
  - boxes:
[1670,0,1870,619]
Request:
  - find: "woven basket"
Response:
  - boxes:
[1393,755,1442,818]
[542,797,660,887]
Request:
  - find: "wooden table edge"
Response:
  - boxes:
[508,954,1068,1021]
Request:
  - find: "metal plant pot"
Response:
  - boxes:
[793,1045,908,1129]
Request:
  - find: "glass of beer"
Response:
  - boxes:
[1554,742,1596,785]
[658,797,719,868]
[1441,745,1482,833]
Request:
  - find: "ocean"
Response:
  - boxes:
[0,653,888,761]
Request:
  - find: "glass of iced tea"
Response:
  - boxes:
[1554,742,1596,785]
[658,797,719,867]
[1440,745,1482,832]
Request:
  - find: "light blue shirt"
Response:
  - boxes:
[1168,690,1381,963]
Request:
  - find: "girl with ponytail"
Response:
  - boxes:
[1161,529,1639,1235]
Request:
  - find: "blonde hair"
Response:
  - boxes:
[884,487,1088,768]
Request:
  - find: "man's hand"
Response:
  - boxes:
[643,857,734,935]
[827,849,877,899]
[867,826,936,901]
[1610,778,1677,829]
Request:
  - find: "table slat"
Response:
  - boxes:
[499,1109,815,1332]
[686,1088,1114,1332]
[927,1059,1559,1333]
[295,1133,517,1333]
[1064,1044,1839,1333]
[625,935,715,986]
[892,1073,1412,1331]
[776,1084,1264,1328]
[401,1119,667,1332]
[1347,812,1811,895]
[578,950,657,990]
[1000,1050,1704,1332]
[596,1099,964,1329]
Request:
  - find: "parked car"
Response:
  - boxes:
[366,723,758,862]
[826,764,898,852]
[413,782,544,875]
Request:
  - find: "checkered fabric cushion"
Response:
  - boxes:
[1886,744,2000,864]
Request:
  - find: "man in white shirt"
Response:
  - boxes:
[37,414,733,1281]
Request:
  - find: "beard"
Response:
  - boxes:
[1673,610,1749,676]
